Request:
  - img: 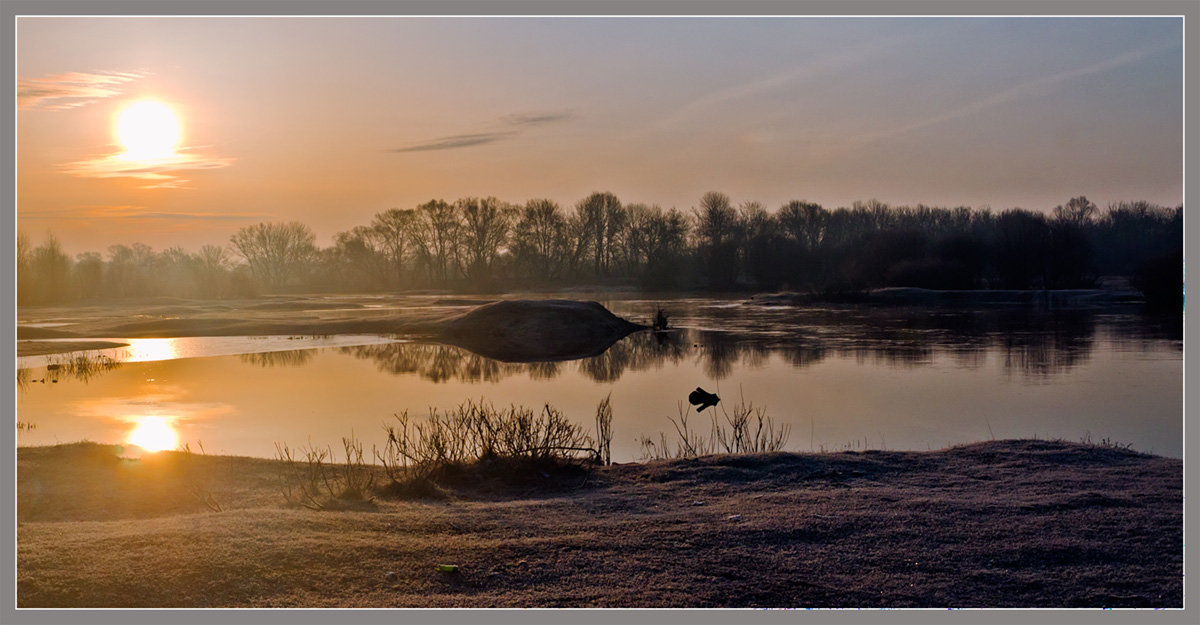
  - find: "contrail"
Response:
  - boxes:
[859,41,1180,145]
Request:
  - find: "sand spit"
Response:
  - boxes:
[15,340,130,356]
[16,439,1181,608]
[437,299,647,362]
[16,296,648,360]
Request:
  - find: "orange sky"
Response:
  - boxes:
[17,17,1183,254]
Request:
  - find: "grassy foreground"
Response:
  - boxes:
[17,439,1181,608]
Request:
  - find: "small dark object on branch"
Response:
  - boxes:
[688,387,720,412]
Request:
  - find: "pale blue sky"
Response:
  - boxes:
[17,16,1183,252]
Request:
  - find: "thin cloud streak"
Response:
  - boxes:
[653,33,915,132]
[21,205,263,222]
[392,132,515,153]
[859,41,1180,145]
[18,70,147,110]
[61,149,236,188]
[392,109,574,152]
[502,111,576,126]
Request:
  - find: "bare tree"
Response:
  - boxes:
[17,232,32,304]
[410,199,461,283]
[575,191,621,277]
[457,196,515,281]
[30,233,72,303]
[370,207,417,287]
[229,222,316,290]
[191,244,230,297]
[72,251,104,300]
[1053,195,1097,226]
[513,198,570,280]
[777,200,827,250]
[694,191,742,289]
[626,204,690,288]
[329,226,390,290]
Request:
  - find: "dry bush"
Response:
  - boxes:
[274,434,376,510]
[638,401,714,460]
[595,393,613,466]
[713,393,790,455]
[639,395,790,461]
[179,442,223,513]
[375,398,605,494]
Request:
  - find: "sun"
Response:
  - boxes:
[127,416,180,453]
[115,100,181,160]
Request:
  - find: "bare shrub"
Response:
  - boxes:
[713,393,790,455]
[180,441,223,513]
[375,399,604,494]
[639,395,789,461]
[638,401,715,460]
[275,434,375,510]
[595,393,613,466]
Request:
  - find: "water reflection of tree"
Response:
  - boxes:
[340,343,528,384]
[336,305,1169,383]
[997,311,1095,378]
[1103,312,1182,353]
[238,350,317,368]
[579,330,690,382]
[17,353,123,390]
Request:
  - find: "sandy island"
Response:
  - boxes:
[16,439,1180,608]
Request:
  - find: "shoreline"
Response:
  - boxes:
[15,289,1170,359]
[16,438,1182,608]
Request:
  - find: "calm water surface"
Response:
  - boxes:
[16,297,1183,461]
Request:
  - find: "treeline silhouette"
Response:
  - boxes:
[17,193,1181,306]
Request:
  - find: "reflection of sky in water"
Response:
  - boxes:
[16,305,1182,461]
[16,335,399,369]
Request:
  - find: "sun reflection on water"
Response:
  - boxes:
[126,416,179,452]
[123,339,181,363]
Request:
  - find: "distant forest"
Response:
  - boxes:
[17,192,1182,307]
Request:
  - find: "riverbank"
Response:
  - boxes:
[16,439,1181,608]
[16,295,646,360]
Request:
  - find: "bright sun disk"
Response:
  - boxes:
[116,100,181,160]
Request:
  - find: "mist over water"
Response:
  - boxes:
[16,297,1182,462]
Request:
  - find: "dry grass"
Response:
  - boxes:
[17,438,1181,608]
[638,394,789,460]
[274,437,377,511]
[373,399,607,499]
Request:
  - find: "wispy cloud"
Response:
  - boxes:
[501,111,576,126]
[18,70,147,110]
[21,205,262,223]
[392,109,575,153]
[74,391,235,424]
[858,41,1181,145]
[61,148,236,188]
[654,33,914,132]
[392,132,516,153]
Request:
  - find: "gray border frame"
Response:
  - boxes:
[5,1,1194,624]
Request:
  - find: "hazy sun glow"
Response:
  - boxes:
[116,100,180,160]
[126,416,179,452]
